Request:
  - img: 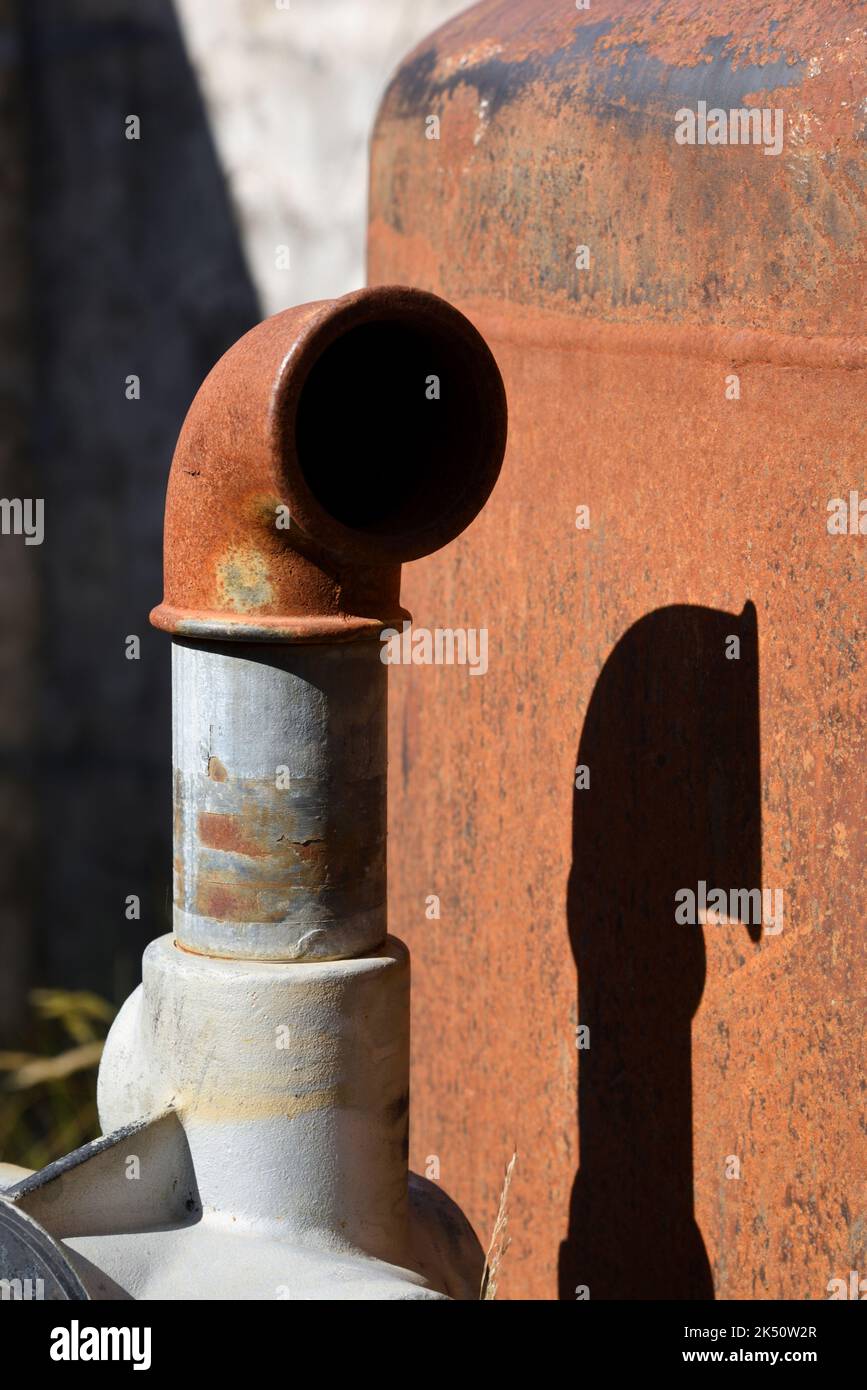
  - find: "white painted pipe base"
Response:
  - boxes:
[36,935,483,1300]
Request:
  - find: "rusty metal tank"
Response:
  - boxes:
[368,0,865,1300]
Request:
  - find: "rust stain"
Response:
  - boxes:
[195,882,247,924]
[177,771,388,924]
[207,756,228,782]
[197,811,268,858]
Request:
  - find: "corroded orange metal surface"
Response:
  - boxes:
[150,285,506,642]
[369,0,865,1299]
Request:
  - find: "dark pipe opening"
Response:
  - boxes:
[295,318,488,538]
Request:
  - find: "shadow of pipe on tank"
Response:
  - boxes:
[559,601,761,1300]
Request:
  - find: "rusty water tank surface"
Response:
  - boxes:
[368,1,865,1299]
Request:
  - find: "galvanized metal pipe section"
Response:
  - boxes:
[172,639,387,962]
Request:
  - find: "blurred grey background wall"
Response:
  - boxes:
[176,0,468,313]
[0,0,466,1042]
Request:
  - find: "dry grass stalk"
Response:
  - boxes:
[480,1150,517,1300]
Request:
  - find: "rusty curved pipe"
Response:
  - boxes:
[149,285,506,962]
[150,285,507,643]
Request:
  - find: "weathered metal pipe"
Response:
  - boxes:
[0,285,507,1300]
[158,284,506,965]
[150,283,506,641]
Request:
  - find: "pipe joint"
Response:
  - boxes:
[150,285,507,644]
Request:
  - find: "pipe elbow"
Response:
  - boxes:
[150,285,507,642]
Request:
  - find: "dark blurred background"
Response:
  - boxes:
[0,0,260,1161]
